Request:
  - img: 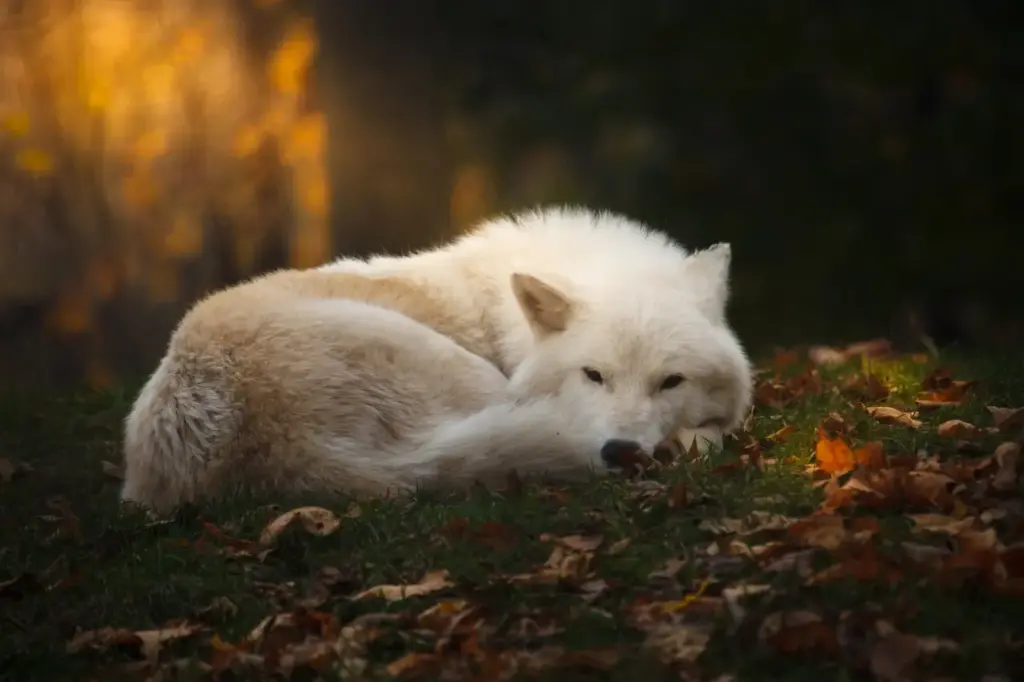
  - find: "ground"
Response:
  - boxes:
[1,346,1023,682]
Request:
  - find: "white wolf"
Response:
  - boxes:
[121,207,752,513]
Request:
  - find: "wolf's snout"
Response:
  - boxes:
[600,439,643,468]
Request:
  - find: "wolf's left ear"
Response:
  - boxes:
[511,272,573,337]
[683,243,731,324]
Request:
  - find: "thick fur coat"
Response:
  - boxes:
[122,207,752,512]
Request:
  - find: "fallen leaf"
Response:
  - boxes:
[386,652,442,678]
[641,622,712,665]
[787,514,849,550]
[352,570,453,602]
[988,405,1024,432]
[869,633,922,682]
[416,599,477,632]
[809,338,892,366]
[815,429,884,474]
[841,373,891,402]
[992,442,1020,492]
[759,610,838,653]
[699,511,797,535]
[916,370,976,408]
[808,346,848,366]
[648,558,686,581]
[865,405,923,429]
[67,621,203,663]
[607,538,631,555]
[936,419,987,439]
[720,583,772,623]
[194,596,239,621]
[258,506,341,547]
[542,533,604,552]
[754,368,823,408]
[907,514,978,535]
[766,424,796,444]
[821,412,850,437]
[667,482,689,508]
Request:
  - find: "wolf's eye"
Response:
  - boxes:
[659,374,686,391]
[582,367,604,384]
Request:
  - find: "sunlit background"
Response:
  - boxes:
[1,0,1021,388]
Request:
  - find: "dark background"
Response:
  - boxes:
[1,0,1021,389]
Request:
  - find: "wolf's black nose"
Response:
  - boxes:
[600,439,643,467]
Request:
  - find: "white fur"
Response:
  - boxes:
[122,206,752,512]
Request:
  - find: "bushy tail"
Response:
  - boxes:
[392,398,607,490]
[120,356,241,513]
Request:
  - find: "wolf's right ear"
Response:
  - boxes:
[683,243,731,324]
[511,272,573,336]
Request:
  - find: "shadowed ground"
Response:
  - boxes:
[1,349,1023,681]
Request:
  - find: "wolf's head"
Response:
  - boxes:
[506,242,752,466]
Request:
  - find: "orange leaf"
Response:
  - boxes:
[815,427,855,475]
[853,441,887,470]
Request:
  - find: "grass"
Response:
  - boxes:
[1,350,1023,681]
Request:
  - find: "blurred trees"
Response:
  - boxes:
[0,0,1020,387]
[0,0,329,385]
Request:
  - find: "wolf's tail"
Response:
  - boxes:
[390,398,607,490]
[120,354,242,514]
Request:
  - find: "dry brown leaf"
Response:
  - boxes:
[936,419,987,439]
[907,514,978,535]
[386,652,442,678]
[865,405,923,429]
[194,596,239,621]
[809,338,892,366]
[541,533,604,552]
[766,424,796,444]
[786,514,849,550]
[992,442,1020,492]
[988,405,1024,432]
[67,621,203,662]
[699,511,797,535]
[607,538,631,555]
[761,548,817,577]
[869,633,923,682]
[758,610,838,653]
[416,599,476,632]
[720,583,772,623]
[916,371,976,408]
[641,622,712,665]
[667,482,689,508]
[648,558,686,580]
[352,570,452,602]
[259,506,341,547]
[841,373,891,402]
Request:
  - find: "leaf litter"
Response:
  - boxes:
[13,347,1024,680]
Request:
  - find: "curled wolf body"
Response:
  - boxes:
[122,207,752,512]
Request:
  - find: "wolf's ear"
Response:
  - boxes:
[683,243,731,323]
[511,272,573,336]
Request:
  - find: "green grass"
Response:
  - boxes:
[1,351,1023,681]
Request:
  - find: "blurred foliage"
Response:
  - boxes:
[434,0,1023,348]
[0,0,1020,387]
[0,0,327,385]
